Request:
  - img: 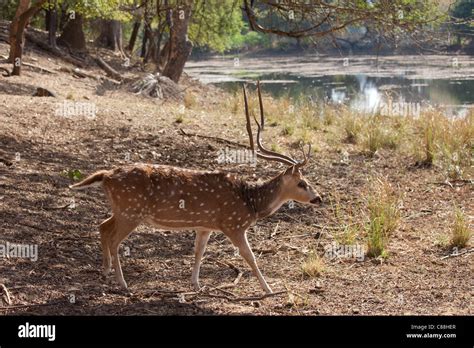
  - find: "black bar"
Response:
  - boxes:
[0,315,471,346]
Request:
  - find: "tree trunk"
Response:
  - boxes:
[162,5,193,83]
[95,19,125,56]
[154,27,164,68]
[140,25,149,58]
[144,29,157,63]
[8,0,31,63]
[45,0,58,48]
[58,2,68,31]
[127,20,141,52]
[141,0,153,59]
[157,39,169,71]
[10,0,48,75]
[58,12,86,52]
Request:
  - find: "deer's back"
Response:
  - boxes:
[101,164,255,231]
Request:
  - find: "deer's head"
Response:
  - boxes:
[243,81,322,206]
[280,166,322,204]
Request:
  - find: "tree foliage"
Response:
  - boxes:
[451,0,474,35]
[188,0,245,53]
[53,0,134,20]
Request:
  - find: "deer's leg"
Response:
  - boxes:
[191,230,211,291]
[99,216,115,275]
[109,218,139,290]
[229,231,273,294]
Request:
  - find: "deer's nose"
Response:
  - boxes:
[310,194,323,204]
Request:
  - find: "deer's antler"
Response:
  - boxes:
[243,81,311,168]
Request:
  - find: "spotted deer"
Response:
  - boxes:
[70,82,322,294]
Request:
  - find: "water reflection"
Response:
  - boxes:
[215,73,473,118]
[350,75,382,113]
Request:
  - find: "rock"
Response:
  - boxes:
[130,74,184,101]
[33,87,56,97]
[251,301,260,308]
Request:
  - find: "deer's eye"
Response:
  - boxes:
[297,181,307,189]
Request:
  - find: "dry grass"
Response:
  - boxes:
[225,92,472,182]
[449,207,471,249]
[301,252,325,278]
[330,194,360,245]
[183,91,197,109]
[342,114,363,144]
[365,177,401,258]
[361,117,401,155]
[412,110,473,178]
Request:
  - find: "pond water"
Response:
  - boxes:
[185,54,474,117]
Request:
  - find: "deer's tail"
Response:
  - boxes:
[69,170,109,190]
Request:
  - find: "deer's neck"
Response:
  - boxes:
[245,174,286,219]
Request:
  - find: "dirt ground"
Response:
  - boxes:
[0,41,472,315]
